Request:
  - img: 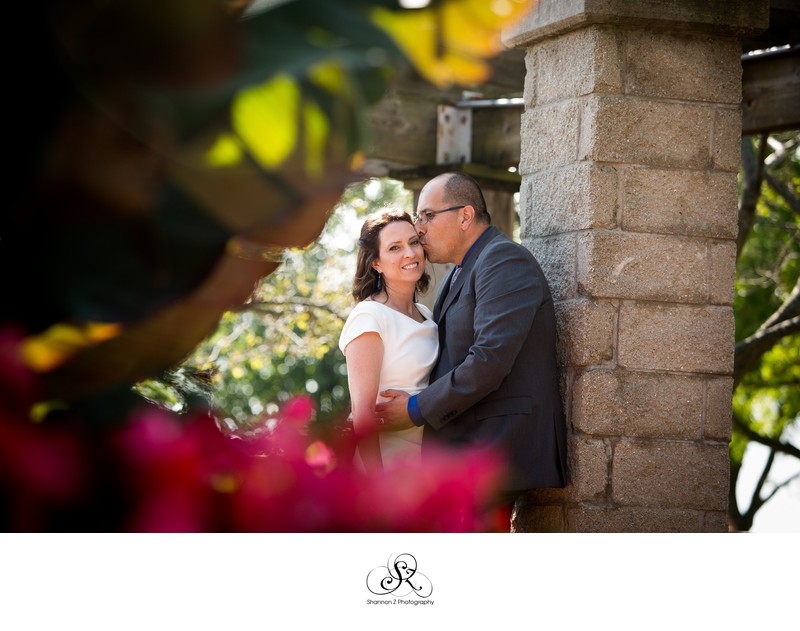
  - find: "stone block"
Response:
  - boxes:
[524,234,578,302]
[519,101,581,174]
[613,439,729,510]
[567,434,609,501]
[578,231,708,303]
[555,298,616,367]
[713,108,743,172]
[705,377,733,441]
[709,240,737,305]
[533,25,623,104]
[521,163,618,236]
[701,511,730,532]
[618,302,735,374]
[503,0,770,49]
[580,95,713,169]
[573,369,703,439]
[512,504,566,533]
[523,46,538,108]
[623,167,738,238]
[625,31,742,104]
[568,506,703,532]
[560,368,574,422]
[518,485,571,507]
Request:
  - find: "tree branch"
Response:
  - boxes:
[734,281,800,387]
[753,283,800,330]
[728,459,744,529]
[742,449,776,526]
[765,171,800,217]
[737,134,769,257]
[735,315,800,386]
[237,298,346,320]
[732,414,800,459]
[764,133,798,168]
[761,469,800,504]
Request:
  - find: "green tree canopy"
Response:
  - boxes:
[730,131,800,531]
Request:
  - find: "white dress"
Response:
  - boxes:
[338,300,438,470]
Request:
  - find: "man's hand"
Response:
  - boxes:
[375,389,414,431]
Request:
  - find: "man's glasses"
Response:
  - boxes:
[412,205,465,225]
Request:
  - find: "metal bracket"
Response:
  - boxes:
[436,105,472,165]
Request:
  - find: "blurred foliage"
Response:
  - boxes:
[735,134,800,340]
[1,0,536,531]
[731,132,799,529]
[372,0,531,86]
[4,0,534,423]
[136,177,413,432]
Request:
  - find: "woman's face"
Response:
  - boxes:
[371,220,425,288]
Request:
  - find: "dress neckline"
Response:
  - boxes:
[364,299,431,325]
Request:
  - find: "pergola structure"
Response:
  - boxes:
[361,0,799,532]
[363,0,798,230]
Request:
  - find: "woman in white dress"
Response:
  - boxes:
[338,209,438,473]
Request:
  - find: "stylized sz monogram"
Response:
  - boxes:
[366,553,433,598]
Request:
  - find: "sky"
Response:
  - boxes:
[736,424,800,532]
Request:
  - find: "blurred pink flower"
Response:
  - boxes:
[0,326,39,414]
[305,440,336,475]
[0,327,88,530]
[1,334,504,532]
[228,404,504,532]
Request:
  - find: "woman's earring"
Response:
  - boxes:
[376,272,382,291]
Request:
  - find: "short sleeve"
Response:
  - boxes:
[338,305,383,353]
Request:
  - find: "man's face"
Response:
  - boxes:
[415,180,463,265]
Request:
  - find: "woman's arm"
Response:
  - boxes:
[343,332,384,473]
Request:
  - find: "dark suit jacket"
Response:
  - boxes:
[418,226,567,491]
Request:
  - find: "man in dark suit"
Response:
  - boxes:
[377,172,567,519]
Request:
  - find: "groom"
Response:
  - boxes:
[377,172,567,517]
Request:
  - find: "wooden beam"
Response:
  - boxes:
[363,94,523,176]
[742,1,800,52]
[471,104,522,169]
[742,45,800,135]
[362,37,799,177]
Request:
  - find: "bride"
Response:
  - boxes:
[338,208,438,472]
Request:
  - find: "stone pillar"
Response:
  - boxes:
[504,0,769,532]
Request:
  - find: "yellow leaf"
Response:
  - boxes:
[460,0,532,25]
[29,400,69,423]
[372,0,535,87]
[21,321,122,372]
[84,322,122,343]
[303,101,329,177]
[233,74,299,169]
[442,3,508,57]
[308,60,349,96]
[350,151,366,171]
[205,133,244,167]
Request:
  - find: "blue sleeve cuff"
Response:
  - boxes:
[408,394,425,427]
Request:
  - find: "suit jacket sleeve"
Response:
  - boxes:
[417,238,542,429]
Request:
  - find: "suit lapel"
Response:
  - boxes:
[433,265,457,320]
[435,226,501,322]
[437,267,463,319]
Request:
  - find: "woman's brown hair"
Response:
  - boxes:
[352,208,430,302]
